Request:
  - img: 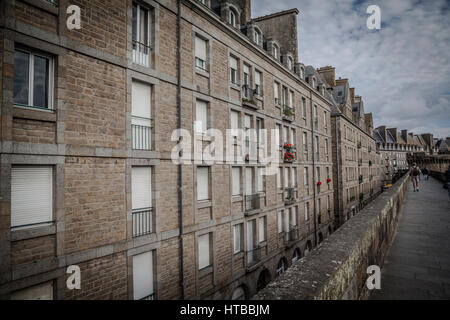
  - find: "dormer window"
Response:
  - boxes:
[312,77,316,88]
[300,67,304,79]
[273,45,279,60]
[254,30,261,45]
[287,57,293,70]
[229,10,237,27]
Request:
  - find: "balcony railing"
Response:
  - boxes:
[242,85,258,108]
[133,41,152,67]
[141,293,155,300]
[245,194,261,212]
[246,246,261,265]
[132,116,152,151]
[285,187,295,205]
[132,207,153,238]
[282,105,294,121]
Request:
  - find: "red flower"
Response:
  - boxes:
[326,178,331,183]
[317,181,322,186]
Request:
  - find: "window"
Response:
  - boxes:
[197,167,210,201]
[277,210,283,233]
[232,167,241,196]
[273,44,279,60]
[11,281,53,300]
[316,167,321,184]
[229,56,238,85]
[245,167,254,195]
[277,167,282,189]
[315,136,320,157]
[300,67,304,79]
[198,233,211,269]
[284,167,290,189]
[288,91,293,108]
[243,64,250,98]
[132,80,152,151]
[255,71,262,95]
[287,57,293,70]
[292,167,297,187]
[257,167,264,192]
[195,100,208,134]
[303,132,308,153]
[229,9,237,27]
[254,30,260,45]
[274,82,279,104]
[301,98,307,118]
[230,110,240,137]
[133,251,154,300]
[305,202,310,221]
[258,216,266,243]
[303,166,309,186]
[195,36,207,71]
[13,48,53,109]
[11,166,53,229]
[132,167,152,210]
[290,206,297,227]
[233,224,243,254]
[132,2,151,67]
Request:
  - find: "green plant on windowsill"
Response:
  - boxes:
[242,98,256,105]
[283,107,293,117]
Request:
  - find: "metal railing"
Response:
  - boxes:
[245,194,261,212]
[132,116,152,150]
[132,41,152,67]
[132,207,153,238]
[141,293,155,300]
[242,85,257,107]
[284,187,295,204]
[246,246,261,265]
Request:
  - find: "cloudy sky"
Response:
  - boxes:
[252,0,450,138]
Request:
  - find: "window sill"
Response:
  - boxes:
[13,105,56,122]
[195,68,210,78]
[232,195,243,202]
[197,200,212,209]
[198,265,213,278]
[22,0,59,15]
[11,223,56,241]
[229,83,240,91]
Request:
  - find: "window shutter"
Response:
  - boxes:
[195,37,207,61]
[232,167,241,196]
[195,100,208,133]
[11,166,53,228]
[284,209,290,231]
[277,211,283,233]
[247,220,254,251]
[255,72,261,86]
[289,91,293,107]
[234,224,241,253]
[231,111,239,130]
[198,234,210,269]
[132,80,151,121]
[304,167,308,185]
[277,167,281,189]
[244,114,251,129]
[291,207,297,226]
[284,167,289,188]
[229,56,237,69]
[258,217,265,243]
[274,83,279,99]
[292,168,297,187]
[133,251,154,300]
[245,168,253,195]
[243,64,249,75]
[257,168,263,192]
[197,167,209,201]
[132,167,152,210]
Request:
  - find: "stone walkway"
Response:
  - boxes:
[371,176,450,299]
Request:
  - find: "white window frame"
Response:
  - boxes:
[13,48,54,110]
[132,2,152,67]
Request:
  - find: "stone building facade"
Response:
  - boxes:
[0,0,335,300]
[317,67,383,226]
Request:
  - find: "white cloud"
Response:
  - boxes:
[252,0,450,137]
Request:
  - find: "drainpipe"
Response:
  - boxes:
[310,91,317,247]
[177,0,184,300]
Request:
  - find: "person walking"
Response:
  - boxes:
[445,165,450,199]
[422,168,429,181]
[410,163,421,192]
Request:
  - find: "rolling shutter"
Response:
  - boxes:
[195,100,208,133]
[245,167,253,195]
[132,80,151,120]
[133,251,154,300]
[198,233,210,269]
[11,166,53,228]
[197,167,209,201]
[132,167,152,210]
[195,36,207,61]
[232,167,241,196]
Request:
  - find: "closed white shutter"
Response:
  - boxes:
[274,83,279,99]
[231,111,239,136]
[284,167,289,188]
[232,167,241,195]
[132,167,152,210]
[243,64,249,75]
[11,281,53,300]
[245,167,253,195]
[291,128,296,145]
[284,209,290,231]
[277,211,283,233]
[198,233,210,269]
[195,100,208,133]
[283,126,288,143]
[233,224,241,253]
[197,167,209,201]
[11,166,53,228]
[132,80,151,120]
[133,251,154,300]
[244,114,251,129]
[291,207,297,226]
[195,36,207,61]
[289,91,293,107]
[277,167,281,189]
[255,71,261,86]
[305,202,309,220]
[292,167,297,187]
[303,167,308,186]
[229,56,237,69]
[247,220,254,251]
[276,124,281,144]
[257,168,264,192]
[258,217,265,243]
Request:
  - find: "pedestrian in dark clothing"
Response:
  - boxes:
[423,168,429,180]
